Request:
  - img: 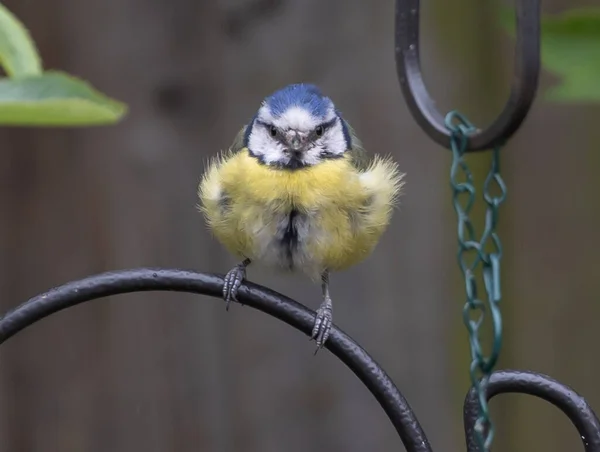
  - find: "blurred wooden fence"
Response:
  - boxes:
[0,0,599,451]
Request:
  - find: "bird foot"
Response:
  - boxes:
[311,297,333,352]
[223,261,248,310]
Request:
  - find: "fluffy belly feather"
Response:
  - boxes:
[235,204,370,278]
[198,150,403,279]
[253,208,311,271]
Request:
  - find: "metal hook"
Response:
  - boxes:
[395,0,541,151]
[464,370,600,452]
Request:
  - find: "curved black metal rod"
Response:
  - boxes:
[395,0,541,151]
[2,268,599,451]
[464,370,600,452]
[0,268,433,452]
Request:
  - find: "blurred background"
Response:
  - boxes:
[0,0,599,451]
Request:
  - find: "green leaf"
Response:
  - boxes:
[0,71,127,125]
[540,8,600,103]
[499,7,600,103]
[0,2,42,77]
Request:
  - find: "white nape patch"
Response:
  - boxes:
[275,106,319,131]
[257,104,336,132]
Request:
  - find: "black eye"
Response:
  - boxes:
[315,126,324,137]
[269,125,277,137]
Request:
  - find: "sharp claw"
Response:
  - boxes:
[311,297,333,352]
[317,327,326,348]
[222,260,249,311]
[311,318,321,340]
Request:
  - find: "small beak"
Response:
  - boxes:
[286,131,307,152]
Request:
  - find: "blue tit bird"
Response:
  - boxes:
[198,83,404,350]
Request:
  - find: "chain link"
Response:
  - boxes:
[445,110,506,451]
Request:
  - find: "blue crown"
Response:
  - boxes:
[264,84,332,119]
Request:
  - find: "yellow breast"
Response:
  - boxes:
[216,151,365,207]
[198,149,403,278]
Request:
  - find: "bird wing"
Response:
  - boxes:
[229,125,248,154]
[342,119,372,172]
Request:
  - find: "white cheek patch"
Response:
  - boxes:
[301,121,348,165]
[247,126,289,165]
[323,121,348,155]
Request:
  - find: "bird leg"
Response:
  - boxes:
[223,258,251,310]
[311,270,333,351]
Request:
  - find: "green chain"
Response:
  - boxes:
[445,111,506,451]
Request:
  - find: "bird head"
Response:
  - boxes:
[244,84,351,170]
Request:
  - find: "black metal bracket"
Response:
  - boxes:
[0,268,598,451]
[395,0,541,151]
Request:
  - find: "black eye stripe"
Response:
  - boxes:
[314,118,337,134]
[310,118,338,139]
[320,117,338,129]
[255,117,338,142]
[255,120,287,143]
[256,119,275,131]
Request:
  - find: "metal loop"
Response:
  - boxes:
[464,271,480,302]
[445,111,477,135]
[395,0,541,151]
[464,370,600,452]
[484,173,507,206]
[458,246,481,273]
[453,188,475,215]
